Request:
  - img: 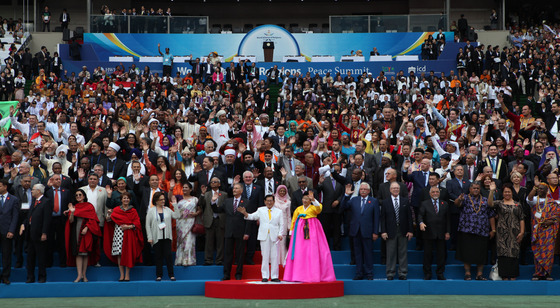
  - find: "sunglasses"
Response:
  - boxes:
[75,193,83,197]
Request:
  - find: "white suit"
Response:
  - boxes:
[245,206,285,280]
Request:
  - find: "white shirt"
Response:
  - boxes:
[85,186,100,210]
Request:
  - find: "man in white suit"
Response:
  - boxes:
[238,195,284,282]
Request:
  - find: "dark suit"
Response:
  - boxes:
[44,186,71,267]
[99,157,127,181]
[13,186,31,267]
[126,174,149,194]
[211,196,250,279]
[402,169,429,247]
[477,156,508,181]
[0,193,20,280]
[377,182,408,203]
[446,177,471,249]
[316,176,344,250]
[341,194,380,278]
[380,196,413,278]
[242,183,263,263]
[418,198,450,276]
[189,60,204,82]
[25,196,53,282]
[256,178,281,197]
[188,168,224,194]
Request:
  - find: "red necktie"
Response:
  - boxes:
[53,189,59,213]
[433,199,438,214]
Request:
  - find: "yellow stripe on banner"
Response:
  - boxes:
[394,32,434,57]
[103,33,142,58]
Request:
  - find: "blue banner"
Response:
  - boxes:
[84,25,454,62]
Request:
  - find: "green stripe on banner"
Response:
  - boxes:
[0,101,19,131]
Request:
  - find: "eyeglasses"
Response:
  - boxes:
[298,181,306,183]
[75,193,83,197]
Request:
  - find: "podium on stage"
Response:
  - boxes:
[263,41,275,62]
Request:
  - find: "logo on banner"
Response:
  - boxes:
[407,65,427,74]
[237,25,301,62]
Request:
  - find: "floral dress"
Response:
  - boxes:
[175,197,198,266]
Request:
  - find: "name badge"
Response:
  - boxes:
[158,222,166,230]
[535,212,542,220]
[228,178,233,185]
[107,172,114,178]
[21,202,30,210]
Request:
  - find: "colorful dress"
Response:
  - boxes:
[527,196,560,277]
[455,195,496,265]
[175,197,198,266]
[283,200,336,282]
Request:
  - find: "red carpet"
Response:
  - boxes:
[205,280,344,299]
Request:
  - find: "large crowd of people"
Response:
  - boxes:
[2,23,560,285]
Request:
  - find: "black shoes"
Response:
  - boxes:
[398,276,407,280]
[424,274,432,280]
[235,274,242,280]
[271,279,281,282]
[437,275,446,281]
[262,278,268,282]
[387,276,394,280]
[221,276,230,281]
[352,275,364,280]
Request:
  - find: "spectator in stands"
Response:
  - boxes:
[60,9,70,31]
[457,14,468,40]
[42,6,51,32]
[158,43,173,78]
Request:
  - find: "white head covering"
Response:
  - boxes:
[148,118,159,126]
[207,152,220,158]
[108,142,121,152]
[216,110,227,117]
[56,144,68,155]
[224,149,236,156]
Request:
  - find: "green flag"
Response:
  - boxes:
[0,101,18,131]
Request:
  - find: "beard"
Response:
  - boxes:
[550,157,558,170]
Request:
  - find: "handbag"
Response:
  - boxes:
[489,261,501,281]
[191,216,205,235]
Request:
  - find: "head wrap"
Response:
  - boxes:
[216,110,227,117]
[108,142,121,152]
[130,148,142,159]
[224,149,236,156]
[56,144,68,156]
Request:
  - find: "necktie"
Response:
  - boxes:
[268,180,273,195]
[207,170,210,183]
[268,209,271,220]
[433,199,439,214]
[233,198,238,212]
[394,198,400,224]
[491,158,496,172]
[23,189,28,203]
[424,172,428,185]
[361,198,366,214]
[150,189,155,208]
[53,189,59,213]
[246,185,251,199]
[332,178,336,189]
[288,159,293,171]
[0,195,4,208]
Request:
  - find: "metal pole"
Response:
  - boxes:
[87,0,91,33]
[502,0,506,30]
[33,0,36,32]
[446,0,450,32]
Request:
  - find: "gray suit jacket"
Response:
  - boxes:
[284,174,313,195]
[199,189,227,229]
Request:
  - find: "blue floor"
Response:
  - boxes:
[0,236,554,298]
